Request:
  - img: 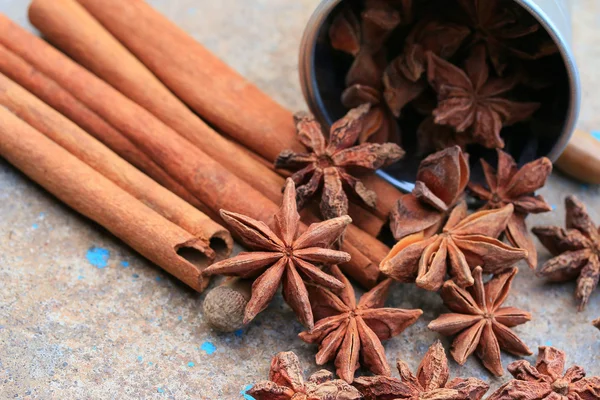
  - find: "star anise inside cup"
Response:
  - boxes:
[202,179,352,330]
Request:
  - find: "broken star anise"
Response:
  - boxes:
[469,149,553,269]
[488,346,600,400]
[202,179,351,330]
[429,266,532,376]
[247,351,362,400]
[532,195,600,311]
[354,340,490,400]
[427,44,540,149]
[382,201,527,291]
[275,105,405,220]
[299,265,422,383]
[390,145,469,241]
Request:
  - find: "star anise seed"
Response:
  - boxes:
[202,179,351,330]
[469,149,553,268]
[299,265,422,383]
[429,266,532,376]
[532,195,600,311]
[275,105,405,220]
[383,201,527,291]
[248,351,363,400]
[354,340,489,400]
[427,44,540,149]
[390,146,469,241]
[488,346,600,400]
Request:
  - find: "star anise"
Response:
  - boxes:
[456,0,556,76]
[299,265,422,383]
[275,105,405,220]
[469,150,553,268]
[532,195,600,311]
[488,346,600,400]
[383,201,527,291]
[594,318,600,331]
[354,340,490,400]
[390,146,469,241]
[428,266,532,376]
[247,351,363,400]
[416,116,473,155]
[330,3,402,143]
[202,179,351,330]
[427,44,540,149]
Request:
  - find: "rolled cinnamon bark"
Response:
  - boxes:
[71,0,404,221]
[0,14,378,287]
[27,0,386,238]
[0,108,214,292]
[0,70,233,261]
[0,43,205,217]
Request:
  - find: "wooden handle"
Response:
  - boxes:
[555,129,600,184]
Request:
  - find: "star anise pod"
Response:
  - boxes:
[354,340,489,400]
[488,346,600,400]
[390,146,469,241]
[594,318,600,331]
[330,3,402,143]
[429,266,532,376]
[248,351,363,400]
[299,265,422,383]
[469,150,553,269]
[416,116,473,155]
[427,44,540,149]
[383,201,527,291]
[202,179,351,330]
[532,195,600,311]
[275,105,405,220]
[456,0,556,76]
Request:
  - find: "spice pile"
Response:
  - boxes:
[0,0,597,398]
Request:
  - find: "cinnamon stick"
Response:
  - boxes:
[71,0,403,222]
[27,0,386,238]
[0,70,233,262]
[0,14,379,287]
[0,107,215,292]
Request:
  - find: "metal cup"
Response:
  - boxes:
[299,0,581,190]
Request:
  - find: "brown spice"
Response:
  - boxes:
[248,352,362,400]
[469,149,552,268]
[488,346,600,399]
[532,195,600,311]
[203,179,351,330]
[594,318,600,331]
[428,267,532,376]
[390,145,469,241]
[354,340,489,400]
[382,201,527,291]
[275,105,404,220]
[299,266,422,383]
[427,44,540,149]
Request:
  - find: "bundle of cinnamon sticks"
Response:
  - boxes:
[0,0,406,290]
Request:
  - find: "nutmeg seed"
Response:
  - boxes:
[202,278,252,332]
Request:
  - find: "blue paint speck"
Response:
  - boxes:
[581,184,590,191]
[148,362,153,366]
[591,131,600,142]
[241,384,255,400]
[177,316,183,321]
[551,204,557,211]
[77,275,84,280]
[234,329,244,338]
[155,276,161,282]
[137,356,143,362]
[32,223,39,229]
[201,341,216,355]
[187,362,195,367]
[545,339,553,346]
[86,247,110,269]
[132,273,139,278]
[121,261,129,268]
[39,212,46,218]
[157,387,165,394]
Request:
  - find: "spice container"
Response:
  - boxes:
[299,0,580,189]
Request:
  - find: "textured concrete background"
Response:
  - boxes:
[0,1,599,399]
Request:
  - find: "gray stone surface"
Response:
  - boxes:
[0,1,599,399]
